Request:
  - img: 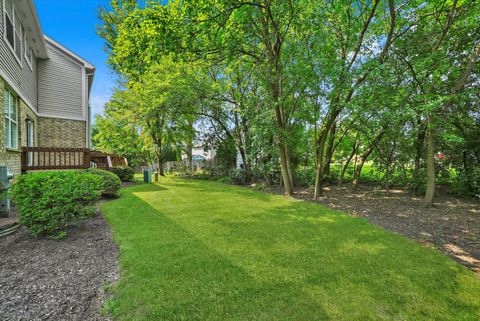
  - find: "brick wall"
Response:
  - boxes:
[0,78,39,175]
[37,117,86,148]
[0,77,87,174]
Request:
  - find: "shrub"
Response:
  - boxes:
[450,168,480,198]
[296,167,315,187]
[216,176,232,184]
[228,168,247,185]
[111,166,135,182]
[10,171,103,238]
[82,168,121,196]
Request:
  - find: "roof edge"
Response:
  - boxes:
[28,0,48,58]
[44,35,96,70]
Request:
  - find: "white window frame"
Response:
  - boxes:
[24,33,33,70]
[4,88,19,150]
[26,119,34,147]
[26,119,34,166]
[3,0,23,67]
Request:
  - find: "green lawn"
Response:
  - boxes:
[101,177,480,321]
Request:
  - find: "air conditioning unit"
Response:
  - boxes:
[0,166,14,217]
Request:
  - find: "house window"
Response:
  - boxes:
[4,0,14,48]
[3,0,23,64]
[3,89,18,149]
[24,36,33,69]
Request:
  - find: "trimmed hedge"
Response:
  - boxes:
[10,171,103,238]
[82,168,122,196]
[111,166,135,182]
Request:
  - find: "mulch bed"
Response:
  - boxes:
[266,184,480,273]
[0,211,118,321]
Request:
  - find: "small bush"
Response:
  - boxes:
[216,176,232,184]
[111,166,135,182]
[10,171,103,238]
[228,168,247,185]
[450,168,480,198]
[82,168,121,196]
[296,167,315,187]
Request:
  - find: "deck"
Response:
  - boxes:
[21,147,127,172]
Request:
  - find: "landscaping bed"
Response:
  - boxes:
[0,211,118,321]
[267,184,480,273]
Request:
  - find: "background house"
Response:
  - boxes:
[182,145,216,161]
[0,0,94,175]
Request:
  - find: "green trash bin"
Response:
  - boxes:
[143,170,152,183]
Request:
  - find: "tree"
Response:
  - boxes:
[393,0,480,206]
[130,57,202,175]
[96,0,480,202]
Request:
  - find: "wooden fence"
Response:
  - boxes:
[21,147,127,172]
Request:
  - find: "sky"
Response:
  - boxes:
[35,0,116,119]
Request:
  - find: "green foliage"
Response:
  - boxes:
[92,113,152,167]
[213,137,237,170]
[296,167,315,187]
[97,0,480,199]
[82,168,122,196]
[450,168,480,199]
[111,166,135,182]
[10,171,103,238]
[215,176,232,184]
[227,168,247,185]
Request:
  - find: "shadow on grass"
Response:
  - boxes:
[103,178,480,321]
[103,185,331,321]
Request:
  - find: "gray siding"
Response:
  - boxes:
[37,42,84,119]
[0,0,38,110]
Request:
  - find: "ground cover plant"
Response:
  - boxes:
[11,171,103,238]
[101,177,480,321]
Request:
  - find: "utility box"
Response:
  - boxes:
[143,170,152,183]
[0,166,14,217]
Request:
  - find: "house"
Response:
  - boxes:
[182,145,216,161]
[0,0,94,175]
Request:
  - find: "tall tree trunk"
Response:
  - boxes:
[285,144,295,187]
[339,140,358,187]
[323,122,337,177]
[272,81,293,195]
[351,131,385,192]
[351,158,367,192]
[186,143,193,174]
[241,117,252,183]
[158,161,165,176]
[278,142,293,195]
[424,120,436,207]
[238,146,251,184]
[412,119,426,195]
[314,127,330,200]
[155,148,165,177]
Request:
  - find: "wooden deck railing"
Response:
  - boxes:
[21,147,127,172]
